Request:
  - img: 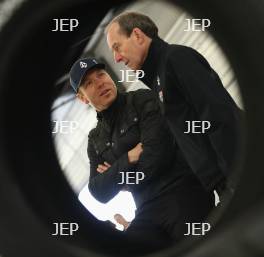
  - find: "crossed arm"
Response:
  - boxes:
[96,143,143,173]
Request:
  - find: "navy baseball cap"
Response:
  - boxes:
[69,57,105,93]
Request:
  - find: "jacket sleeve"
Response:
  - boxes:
[131,91,175,189]
[87,134,135,203]
[165,46,243,186]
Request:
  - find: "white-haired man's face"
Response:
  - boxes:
[106,22,150,71]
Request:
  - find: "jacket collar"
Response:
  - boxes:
[97,92,124,127]
[141,37,169,86]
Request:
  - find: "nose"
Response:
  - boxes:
[94,77,104,89]
[114,52,123,63]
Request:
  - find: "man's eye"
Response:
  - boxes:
[85,81,91,87]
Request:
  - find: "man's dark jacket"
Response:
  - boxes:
[88,89,192,208]
[140,37,243,191]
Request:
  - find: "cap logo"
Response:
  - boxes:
[80,62,87,68]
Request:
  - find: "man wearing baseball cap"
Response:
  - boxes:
[70,57,117,111]
[69,57,214,251]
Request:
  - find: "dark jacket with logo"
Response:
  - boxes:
[140,37,243,191]
[88,89,193,208]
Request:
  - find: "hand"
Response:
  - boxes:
[97,161,111,173]
[128,143,143,164]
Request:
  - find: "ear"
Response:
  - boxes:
[76,93,89,104]
[132,28,145,44]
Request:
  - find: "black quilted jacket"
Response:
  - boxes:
[88,89,192,208]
